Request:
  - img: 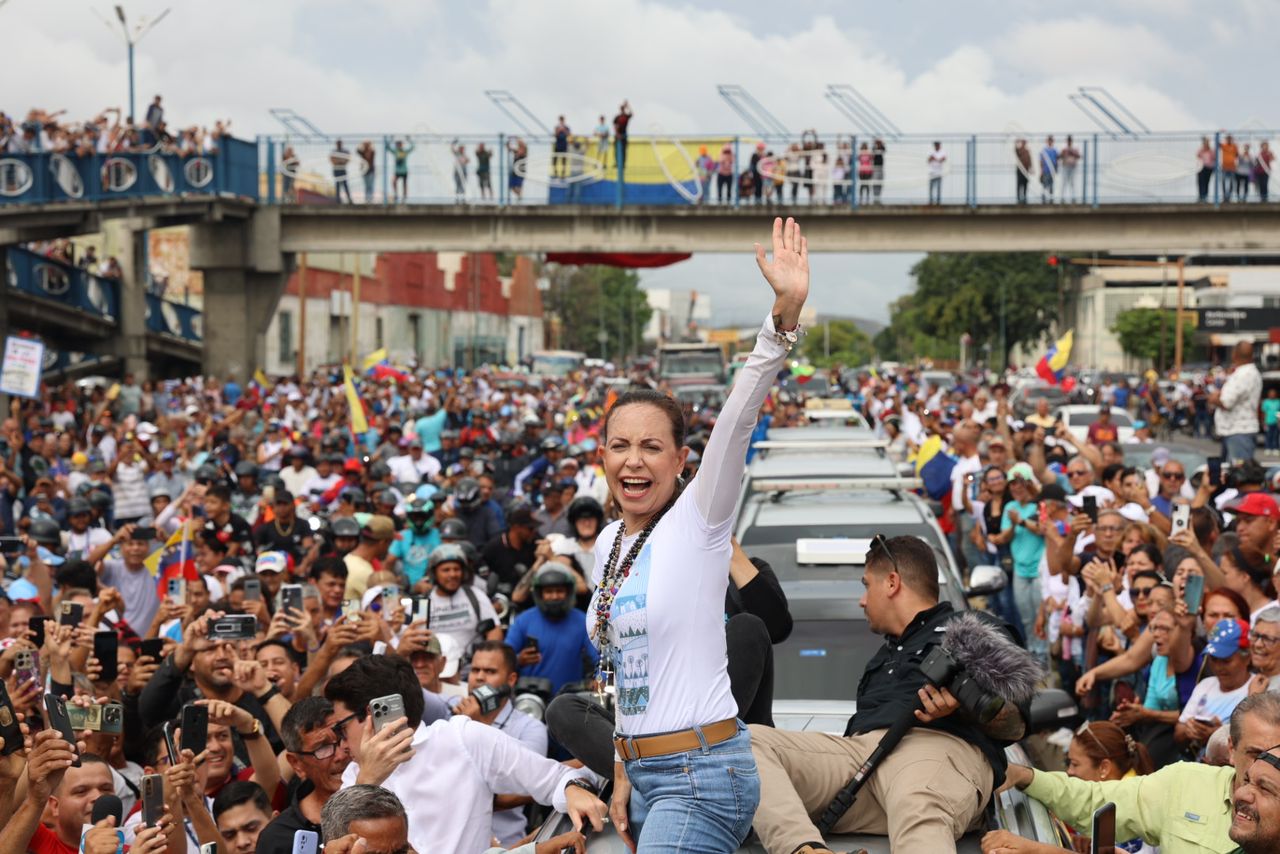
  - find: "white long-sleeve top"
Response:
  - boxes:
[588,313,788,737]
[341,716,591,854]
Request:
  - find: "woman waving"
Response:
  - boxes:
[594,217,809,853]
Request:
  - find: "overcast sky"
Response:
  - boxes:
[11,0,1279,324]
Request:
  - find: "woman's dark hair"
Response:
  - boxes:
[1129,543,1163,570]
[1205,586,1250,621]
[1074,720,1154,776]
[602,390,686,447]
[1229,543,1275,598]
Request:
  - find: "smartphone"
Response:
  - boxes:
[139,638,165,661]
[1208,456,1223,486]
[14,649,38,687]
[368,694,406,734]
[419,597,431,627]
[166,578,186,604]
[1171,504,1191,537]
[162,720,179,764]
[1090,801,1115,854]
[291,830,319,854]
[141,774,165,827]
[523,636,540,653]
[133,526,157,542]
[59,601,84,628]
[1184,573,1206,614]
[281,584,304,616]
[94,631,119,683]
[1082,495,1098,523]
[1195,714,1217,725]
[381,585,400,613]
[243,577,262,601]
[342,599,361,622]
[180,704,209,756]
[28,616,46,649]
[0,681,22,755]
[0,536,22,557]
[43,694,81,766]
[100,702,124,735]
[207,614,257,641]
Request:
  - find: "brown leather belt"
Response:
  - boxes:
[613,718,738,761]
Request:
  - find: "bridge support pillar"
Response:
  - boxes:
[105,222,150,381]
[0,248,9,414]
[190,212,292,381]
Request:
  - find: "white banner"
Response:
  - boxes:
[0,336,44,399]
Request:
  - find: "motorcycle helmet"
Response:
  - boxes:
[234,460,258,479]
[28,517,62,548]
[427,543,469,582]
[454,478,483,514]
[566,496,604,538]
[331,517,362,539]
[439,518,469,541]
[530,562,577,619]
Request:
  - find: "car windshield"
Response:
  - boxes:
[774,619,882,701]
[530,354,582,377]
[661,350,725,379]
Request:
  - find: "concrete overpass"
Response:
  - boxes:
[8,196,1280,380]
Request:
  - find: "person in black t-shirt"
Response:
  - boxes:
[252,490,309,563]
[480,505,540,589]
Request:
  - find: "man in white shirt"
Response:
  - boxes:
[927,140,946,204]
[279,447,318,497]
[325,656,606,854]
[388,438,441,486]
[1211,340,1263,464]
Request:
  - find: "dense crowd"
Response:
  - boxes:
[8,222,1280,853]
[0,99,231,159]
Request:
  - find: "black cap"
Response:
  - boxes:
[1040,483,1069,503]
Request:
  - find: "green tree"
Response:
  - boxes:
[875,253,1061,366]
[542,265,653,360]
[1110,308,1196,370]
[801,319,873,367]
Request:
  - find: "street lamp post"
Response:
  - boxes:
[95,5,171,121]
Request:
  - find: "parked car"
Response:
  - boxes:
[1052,405,1136,444]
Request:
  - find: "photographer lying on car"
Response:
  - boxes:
[750,534,1032,854]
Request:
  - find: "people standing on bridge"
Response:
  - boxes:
[387,138,414,203]
[145,95,163,132]
[717,144,734,204]
[1221,134,1239,202]
[857,142,874,205]
[450,140,469,203]
[872,138,886,203]
[927,140,946,204]
[330,139,352,204]
[1039,135,1058,203]
[475,142,493,201]
[1014,139,1031,204]
[613,100,632,177]
[695,145,715,205]
[507,137,527,202]
[1060,135,1081,203]
[1197,137,1216,202]
[1255,141,1274,202]
[1237,143,1255,202]
[357,140,376,203]
[552,116,570,180]
[280,145,299,202]
[594,114,610,167]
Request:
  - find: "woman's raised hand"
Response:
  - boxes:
[754,217,809,328]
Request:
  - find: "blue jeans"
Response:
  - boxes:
[1267,423,1278,451]
[1223,432,1256,465]
[1013,574,1045,660]
[625,722,759,853]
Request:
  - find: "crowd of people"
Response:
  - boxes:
[8,219,1280,852]
[0,99,232,160]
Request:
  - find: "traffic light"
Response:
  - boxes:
[1047,255,1060,267]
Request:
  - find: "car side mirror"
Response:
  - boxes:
[1026,688,1080,733]
[964,565,1006,598]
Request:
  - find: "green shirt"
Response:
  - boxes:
[1025,762,1236,853]
[1263,397,1280,426]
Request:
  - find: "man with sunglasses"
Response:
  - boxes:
[1152,460,1188,519]
[751,534,1027,854]
[256,697,351,854]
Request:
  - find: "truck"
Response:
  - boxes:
[656,342,727,385]
[529,349,586,378]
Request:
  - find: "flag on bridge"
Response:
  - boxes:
[1035,330,1074,386]
[143,523,199,596]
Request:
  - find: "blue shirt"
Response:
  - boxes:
[414,410,448,454]
[505,606,599,693]
[389,527,442,586]
[224,381,242,406]
[1001,500,1045,578]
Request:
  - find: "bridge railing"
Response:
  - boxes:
[145,292,203,342]
[259,129,1280,208]
[0,137,259,205]
[6,246,120,320]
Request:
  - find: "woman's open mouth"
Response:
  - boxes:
[620,477,653,500]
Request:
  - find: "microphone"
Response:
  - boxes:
[91,794,123,827]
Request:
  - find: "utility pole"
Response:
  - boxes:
[351,253,361,367]
[1174,256,1187,376]
[96,5,171,121]
[999,280,1007,373]
[296,252,307,378]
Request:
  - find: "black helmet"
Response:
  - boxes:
[427,543,468,578]
[454,478,482,513]
[67,497,92,516]
[28,518,62,547]
[531,561,577,619]
[88,490,113,511]
[263,475,286,492]
[234,461,258,478]
[195,464,221,483]
[567,496,604,526]
[439,518,468,541]
[331,517,362,538]
[369,461,391,480]
[374,489,397,507]
[540,436,564,452]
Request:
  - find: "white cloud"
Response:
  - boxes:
[996,16,1184,80]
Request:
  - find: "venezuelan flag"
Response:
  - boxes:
[1036,330,1073,386]
[915,434,957,501]
[548,136,742,206]
[143,524,199,596]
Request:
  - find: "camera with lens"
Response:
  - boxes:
[472,684,504,716]
[917,646,1004,724]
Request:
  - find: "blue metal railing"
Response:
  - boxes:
[6,247,120,319]
[256,129,1280,208]
[7,248,201,344]
[0,137,259,205]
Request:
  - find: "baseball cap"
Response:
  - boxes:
[343,458,363,473]
[362,515,398,541]
[1206,618,1250,659]
[1039,483,1068,503]
[1008,462,1036,482]
[1226,492,1280,520]
[255,552,288,574]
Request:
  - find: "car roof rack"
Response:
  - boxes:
[751,476,923,492]
[753,439,888,450]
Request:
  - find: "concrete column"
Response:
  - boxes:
[106,222,150,381]
[0,247,10,415]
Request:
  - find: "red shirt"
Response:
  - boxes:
[28,823,78,854]
[1087,421,1119,445]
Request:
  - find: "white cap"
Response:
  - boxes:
[437,633,463,680]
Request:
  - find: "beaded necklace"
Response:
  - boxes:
[592,497,675,698]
